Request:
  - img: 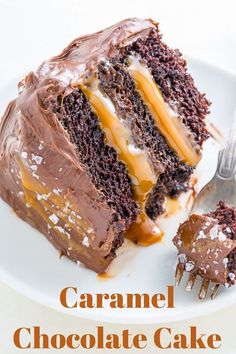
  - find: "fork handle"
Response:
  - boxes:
[218,108,236,178]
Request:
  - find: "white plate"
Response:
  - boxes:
[0,58,236,324]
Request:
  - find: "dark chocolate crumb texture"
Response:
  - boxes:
[0,18,210,272]
[173,202,236,286]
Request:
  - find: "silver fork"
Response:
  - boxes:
[175,108,236,300]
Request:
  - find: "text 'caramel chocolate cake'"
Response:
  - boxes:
[0,18,210,273]
[173,202,236,288]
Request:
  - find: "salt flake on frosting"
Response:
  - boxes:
[32,154,43,165]
[53,188,62,195]
[228,273,235,281]
[209,225,219,240]
[30,165,38,172]
[185,261,195,272]
[178,253,187,264]
[68,216,76,224]
[49,214,59,225]
[196,230,206,240]
[21,151,28,159]
[54,226,65,234]
[82,236,89,247]
[223,257,228,268]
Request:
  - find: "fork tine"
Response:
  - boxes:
[186,272,197,291]
[210,284,220,300]
[198,279,210,300]
[175,263,184,286]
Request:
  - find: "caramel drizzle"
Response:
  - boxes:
[127,57,201,167]
[80,80,163,246]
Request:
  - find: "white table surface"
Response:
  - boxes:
[0,0,236,353]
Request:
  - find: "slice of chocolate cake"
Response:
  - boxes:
[173,202,236,287]
[0,18,210,272]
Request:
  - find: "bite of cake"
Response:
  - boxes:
[173,202,236,292]
[0,18,210,272]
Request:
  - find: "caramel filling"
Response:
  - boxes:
[80,81,156,192]
[163,197,182,217]
[127,57,201,167]
[80,80,163,245]
[18,160,94,256]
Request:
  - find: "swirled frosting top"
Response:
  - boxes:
[37,18,156,87]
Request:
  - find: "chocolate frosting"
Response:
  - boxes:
[0,18,155,272]
[173,214,236,285]
[37,18,155,87]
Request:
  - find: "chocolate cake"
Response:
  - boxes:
[173,202,236,287]
[0,18,210,272]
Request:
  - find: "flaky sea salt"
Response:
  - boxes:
[30,165,38,172]
[82,236,89,247]
[209,225,219,240]
[21,151,28,159]
[49,214,59,225]
[53,188,62,195]
[54,226,66,234]
[177,239,182,247]
[36,193,51,201]
[218,231,227,241]
[32,154,43,165]
[196,230,206,240]
[225,227,231,233]
[65,231,71,239]
[209,225,226,241]
[223,258,228,268]
[185,261,195,272]
[68,216,76,224]
[33,171,39,179]
[228,273,235,281]
[178,253,187,264]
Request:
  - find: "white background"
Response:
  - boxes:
[0,0,236,353]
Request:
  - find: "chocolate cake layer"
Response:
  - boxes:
[59,89,138,223]
[173,202,236,286]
